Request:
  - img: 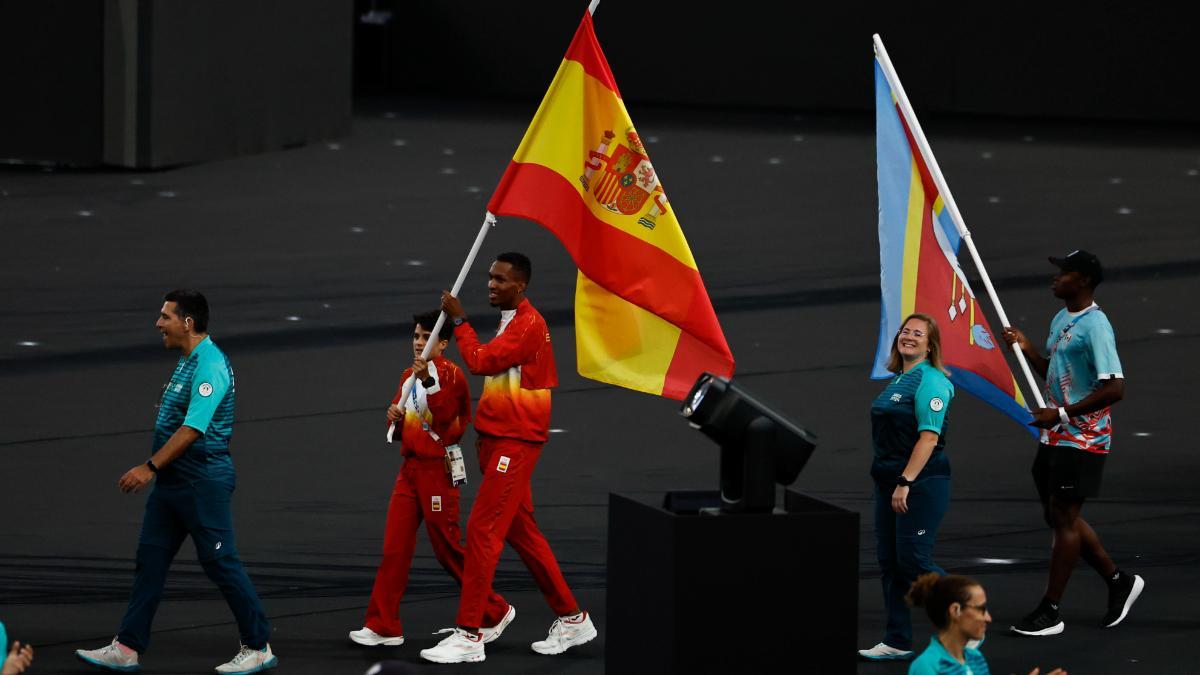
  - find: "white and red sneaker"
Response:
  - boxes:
[420,628,485,664]
[531,611,597,655]
[479,604,516,644]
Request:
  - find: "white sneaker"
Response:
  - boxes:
[479,605,517,644]
[531,612,597,655]
[349,627,405,646]
[420,628,485,664]
[214,643,278,674]
[858,642,914,661]
[76,638,140,672]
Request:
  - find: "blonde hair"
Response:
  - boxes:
[886,312,949,375]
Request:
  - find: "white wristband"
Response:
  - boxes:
[1057,407,1071,426]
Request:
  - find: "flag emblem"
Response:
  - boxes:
[431,495,442,512]
[496,456,511,473]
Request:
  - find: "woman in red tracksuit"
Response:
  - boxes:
[349,311,512,647]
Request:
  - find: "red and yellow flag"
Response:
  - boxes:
[488,12,734,399]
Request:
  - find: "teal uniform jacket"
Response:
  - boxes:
[153,336,236,486]
[909,636,990,675]
[871,361,955,483]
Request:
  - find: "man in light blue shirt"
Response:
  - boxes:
[76,290,276,674]
[1002,251,1143,638]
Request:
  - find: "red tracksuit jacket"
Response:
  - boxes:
[454,298,558,443]
[389,356,471,458]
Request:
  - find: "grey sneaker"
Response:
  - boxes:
[479,604,516,644]
[76,638,140,672]
[214,643,278,674]
[531,612,597,655]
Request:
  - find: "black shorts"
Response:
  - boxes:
[1032,443,1106,502]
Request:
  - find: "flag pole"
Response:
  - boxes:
[872,34,1047,410]
[387,211,497,442]
[587,0,601,15]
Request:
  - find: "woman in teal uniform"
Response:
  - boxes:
[906,573,1067,675]
[859,313,955,661]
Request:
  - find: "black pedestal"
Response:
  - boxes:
[606,490,859,674]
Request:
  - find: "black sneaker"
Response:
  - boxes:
[1011,601,1065,636]
[1102,573,1145,628]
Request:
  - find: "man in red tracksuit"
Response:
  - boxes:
[350,311,514,648]
[420,252,597,664]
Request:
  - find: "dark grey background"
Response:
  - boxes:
[2,2,1199,673]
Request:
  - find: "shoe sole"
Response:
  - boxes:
[1010,621,1065,636]
[857,651,914,661]
[215,655,278,674]
[1104,575,1145,628]
[75,651,140,672]
[531,625,598,655]
[420,651,486,663]
[482,605,517,644]
[349,633,405,646]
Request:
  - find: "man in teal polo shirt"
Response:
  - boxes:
[76,290,276,674]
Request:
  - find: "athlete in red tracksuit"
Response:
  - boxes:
[420,253,597,664]
[350,312,511,647]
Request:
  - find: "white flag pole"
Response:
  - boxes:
[587,0,601,15]
[872,34,1047,410]
[387,211,498,442]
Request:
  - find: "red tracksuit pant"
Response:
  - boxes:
[365,458,509,637]
[456,435,578,628]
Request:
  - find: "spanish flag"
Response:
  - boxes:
[488,11,734,399]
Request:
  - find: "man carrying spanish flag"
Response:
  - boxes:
[420,253,596,664]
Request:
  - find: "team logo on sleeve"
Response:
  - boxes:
[431,495,442,512]
[198,382,214,397]
[929,397,944,412]
[496,456,511,473]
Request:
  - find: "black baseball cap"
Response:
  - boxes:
[1049,249,1103,285]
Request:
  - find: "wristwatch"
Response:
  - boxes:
[452,316,466,327]
[895,475,913,487]
[146,459,159,474]
[421,376,435,388]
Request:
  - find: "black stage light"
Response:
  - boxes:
[680,373,817,513]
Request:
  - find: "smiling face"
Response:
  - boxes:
[953,585,991,641]
[896,317,931,364]
[487,261,526,310]
[155,301,190,350]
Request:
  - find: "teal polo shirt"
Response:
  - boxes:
[870,360,954,482]
[909,636,990,675]
[153,336,236,485]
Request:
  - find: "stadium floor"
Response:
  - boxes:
[3,98,1198,673]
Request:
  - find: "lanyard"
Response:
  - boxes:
[406,375,445,444]
[1047,305,1097,361]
